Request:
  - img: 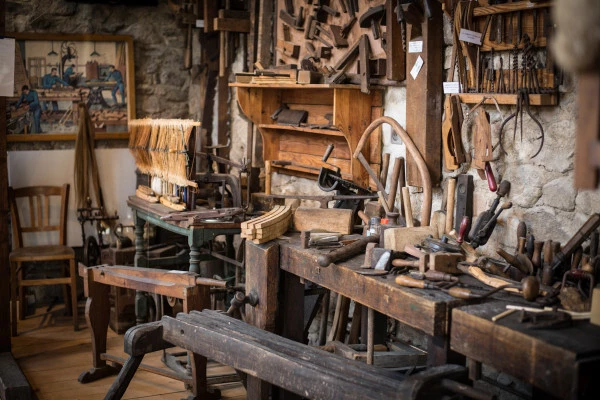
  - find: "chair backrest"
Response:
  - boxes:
[9,184,70,248]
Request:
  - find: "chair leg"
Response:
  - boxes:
[62,262,72,317]
[69,258,79,331]
[18,263,25,320]
[10,261,18,336]
[104,355,144,400]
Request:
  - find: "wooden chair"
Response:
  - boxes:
[9,184,78,336]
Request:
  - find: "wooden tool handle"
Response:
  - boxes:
[446,287,474,299]
[484,162,497,192]
[387,157,404,211]
[317,235,379,267]
[552,214,600,270]
[380,153,391,184]
[532,241,544,271]
[543,240,553,265]
[196,277,228,288]
[446,178,456,235]
[391,259,419,268]
[516,221,527,243]
[402,187,413,227]
[517,237,526,254]
[394,275,427,289]
[265,161,272,195]
[357,210,370,225]
[457,216,470,244]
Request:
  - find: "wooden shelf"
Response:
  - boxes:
[458,92,558,106]
[230,83,367,89]
[258,124,344,137]
[233,85,383,188]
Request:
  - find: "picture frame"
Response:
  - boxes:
[6,33,135,142]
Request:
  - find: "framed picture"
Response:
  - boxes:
[6,33,135,142]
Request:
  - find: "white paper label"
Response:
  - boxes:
[459,29,482,45]
[0,38,15,97]
[443,82,461,94]
[408,40,423,53]
[195,19,205,28]
[410,56,424,80]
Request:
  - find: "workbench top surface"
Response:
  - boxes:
[127,196,241,229]
[277,234,528,337]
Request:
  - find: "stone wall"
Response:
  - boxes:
[7,0,191,151]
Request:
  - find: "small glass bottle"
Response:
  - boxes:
[368,217,381,237]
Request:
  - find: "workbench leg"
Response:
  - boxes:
[78,281,121,383]
[427,335,465,367]
[274,271,304,400]
[133,213,148,324]
[183,285,220,399]
[244,241,280,400]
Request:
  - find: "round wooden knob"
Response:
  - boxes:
[521,276,540,302]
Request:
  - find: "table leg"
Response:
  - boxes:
[427,334,466,366]
[133,214,148,324]
[78,280,121,383]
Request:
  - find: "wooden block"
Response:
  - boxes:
[0,352,32,400]
[297,70,323,84]
[277,39,300,58]
[292,207,354,235]
[214,17,250,33]
[383,226,438,251]
[428,252,464,274]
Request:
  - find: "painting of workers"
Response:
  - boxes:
[6,33,135,141]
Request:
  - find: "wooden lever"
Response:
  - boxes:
[317,236,379,267]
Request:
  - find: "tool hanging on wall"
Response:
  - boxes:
[442,95,466,170]
[498,89,545,158]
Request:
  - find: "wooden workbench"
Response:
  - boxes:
[451,301,600,400]
[245,233,599,399]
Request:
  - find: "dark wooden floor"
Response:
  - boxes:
[11,304,246,400]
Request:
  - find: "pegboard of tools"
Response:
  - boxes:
[451,0,558,105]
[275,0,406,89]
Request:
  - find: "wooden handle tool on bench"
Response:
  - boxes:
[317,235,379,267]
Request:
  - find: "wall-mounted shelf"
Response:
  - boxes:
[458,92,558,106]
[232,84,383,188]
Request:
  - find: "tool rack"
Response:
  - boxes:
[451,0,558,106]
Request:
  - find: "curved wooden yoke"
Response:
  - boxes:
[353,116,432,226]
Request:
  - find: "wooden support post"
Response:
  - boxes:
[405,1,443,188]
[574,71,600,189]
[0,0,10,353]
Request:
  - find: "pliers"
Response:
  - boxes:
[498,89,545,159]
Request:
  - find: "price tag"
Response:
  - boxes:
[443,82,461,94]
[459,29,482,45]
[408,40,423,53]
[410,56,424,80]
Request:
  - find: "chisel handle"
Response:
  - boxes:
[395,275,433,289]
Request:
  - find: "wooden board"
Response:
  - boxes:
[241,205,292,243]
[574,72,600,189]
[292,207,354,234]
[451,302,600,399]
